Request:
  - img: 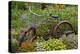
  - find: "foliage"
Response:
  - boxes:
[36,18,59,37]
[10,1,78,52]
[19,40,36,52]
[37,38,66,51]
[11,2,78,34]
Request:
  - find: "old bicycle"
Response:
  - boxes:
[18,6,75,47]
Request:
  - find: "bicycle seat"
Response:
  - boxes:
[51,16,59,19]
[49,13,59,19]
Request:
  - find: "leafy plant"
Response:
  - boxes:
[37,38,66,51]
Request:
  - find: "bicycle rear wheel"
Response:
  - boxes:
[53,20,74,38]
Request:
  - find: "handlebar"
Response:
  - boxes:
[29,7,48,16]
[28,6,59,19]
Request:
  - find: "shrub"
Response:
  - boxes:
[37,38,66,51]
